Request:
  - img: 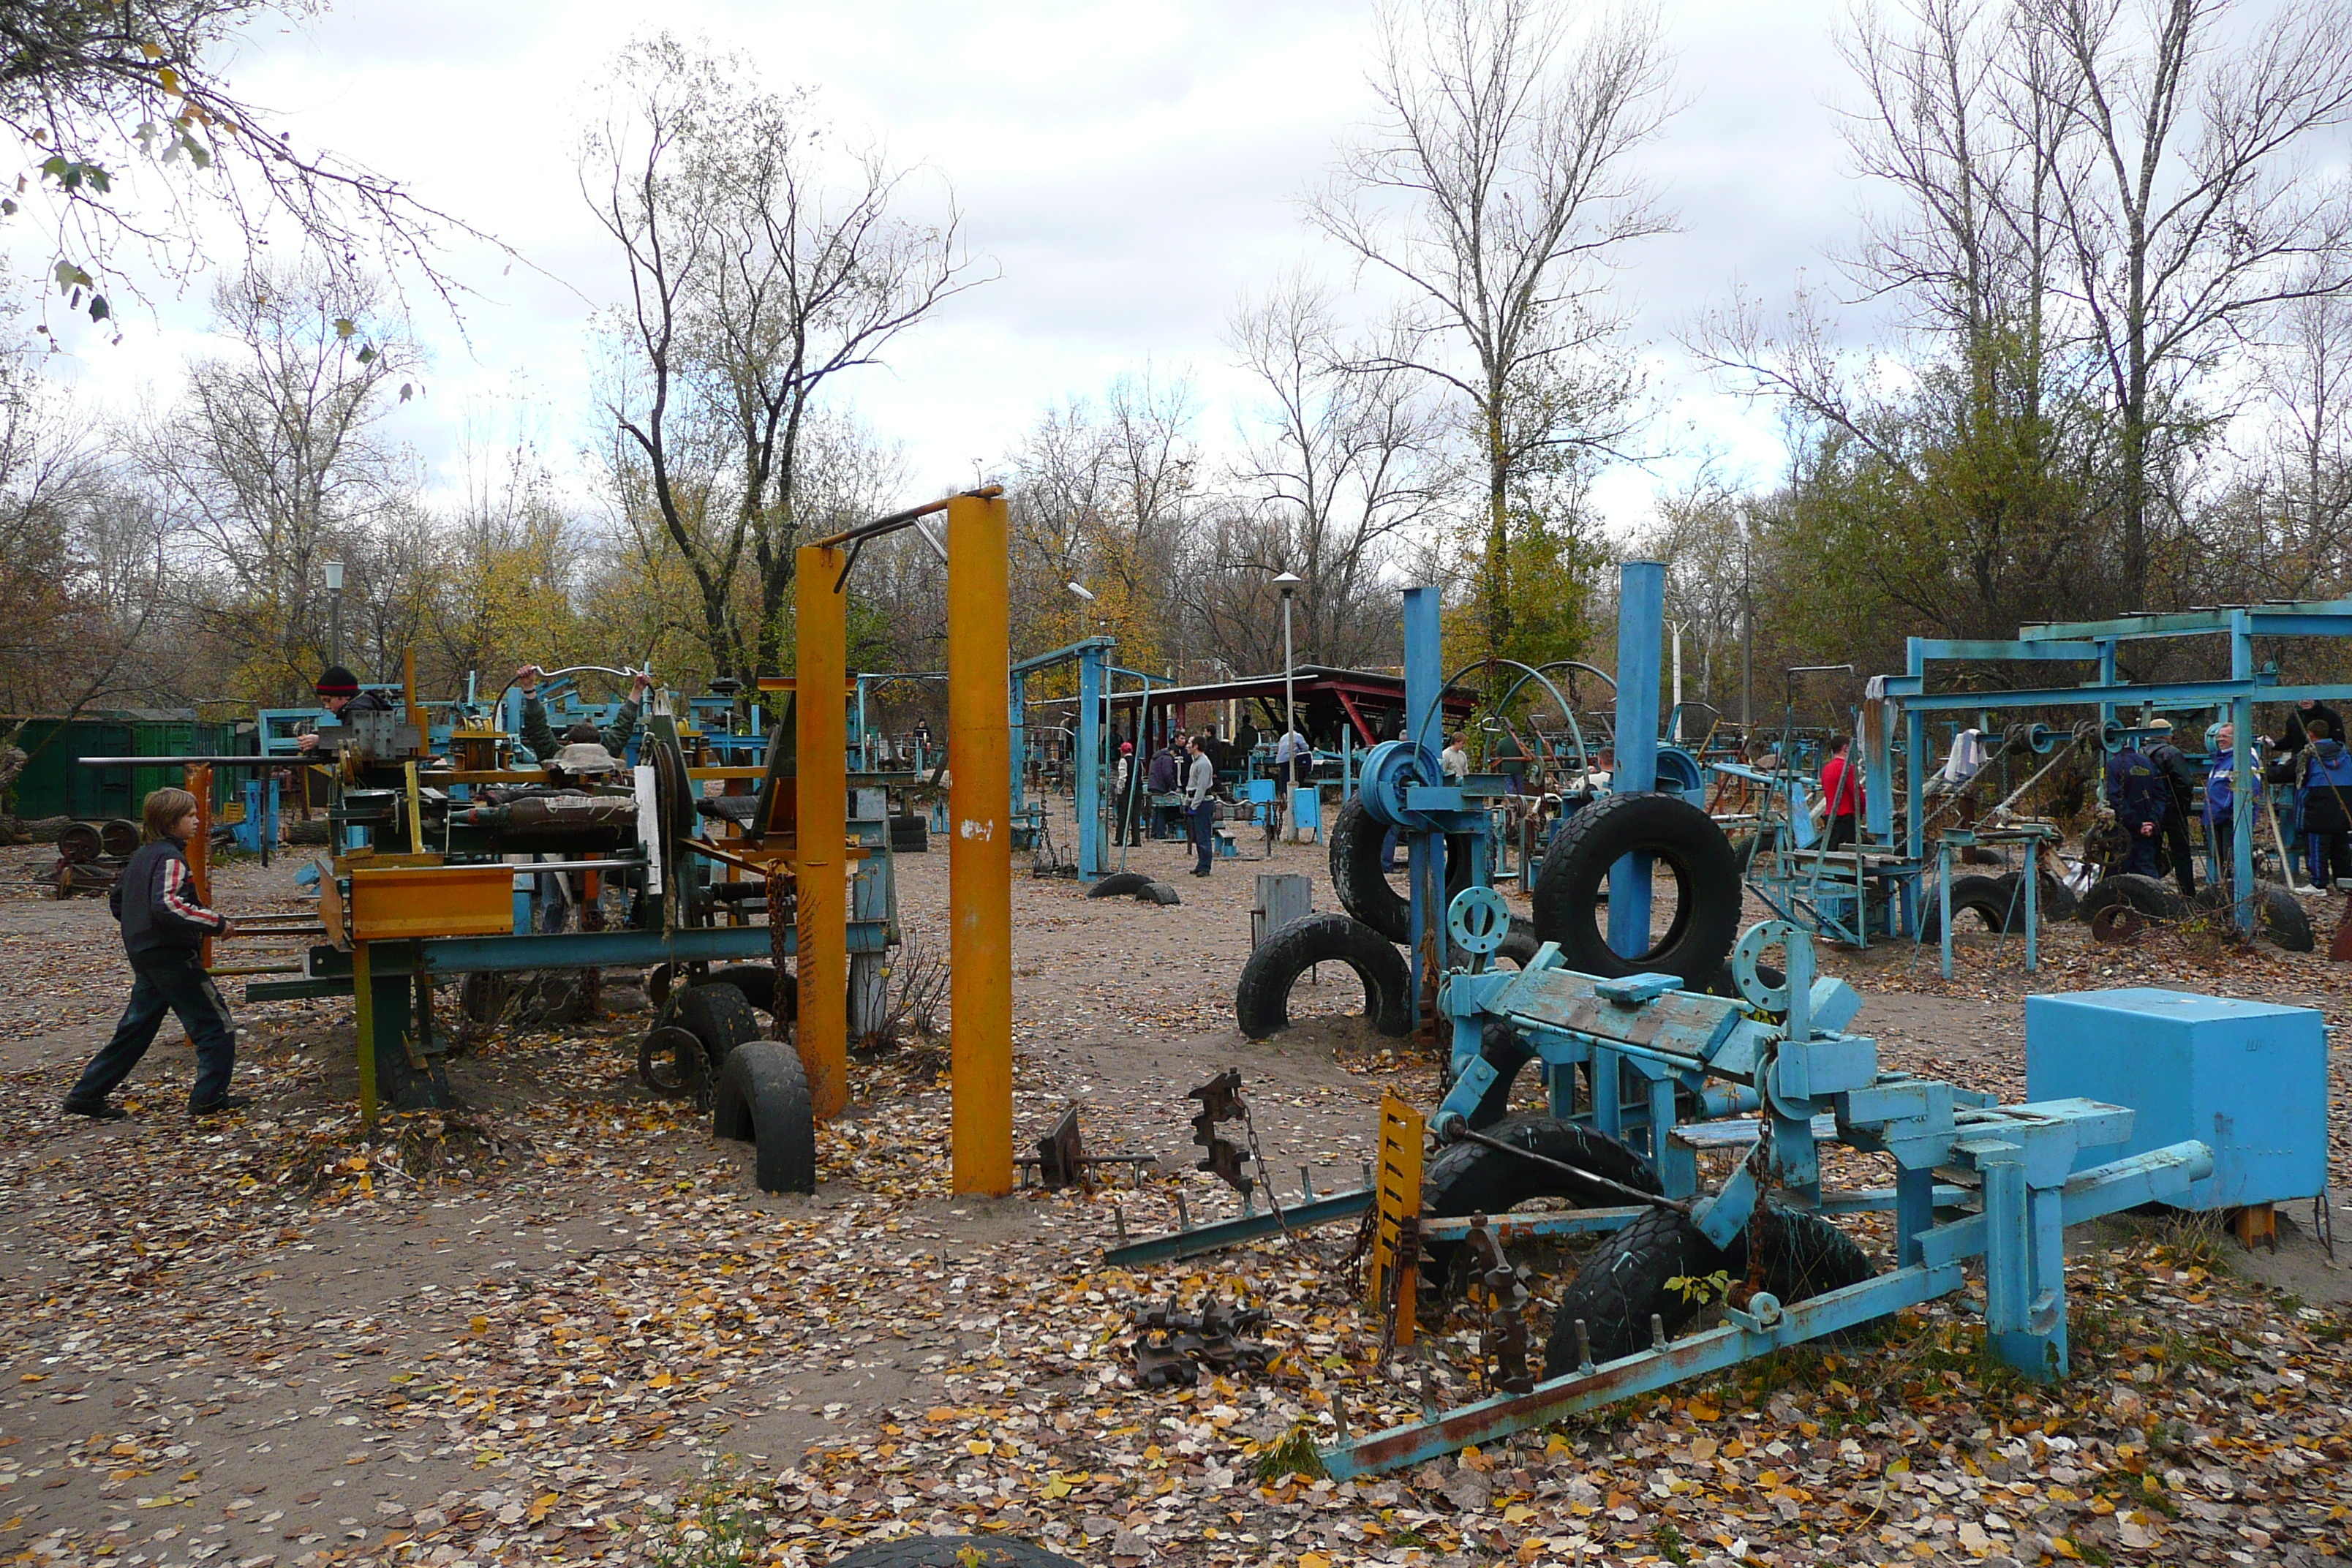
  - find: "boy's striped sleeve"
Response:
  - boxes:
[159,857,227,932]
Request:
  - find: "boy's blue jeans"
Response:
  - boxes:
[68,953,238,1109]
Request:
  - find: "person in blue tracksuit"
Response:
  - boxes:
[2106,742,2168,878]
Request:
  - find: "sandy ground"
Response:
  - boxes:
[0,815,2345,1568]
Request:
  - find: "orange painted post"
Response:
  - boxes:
[186,763,212,970]
[946,491,1013,1196]
[794,543,850,1121]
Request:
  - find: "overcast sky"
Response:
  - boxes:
[39,0,1871,536]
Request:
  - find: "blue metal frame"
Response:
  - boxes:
[1885,598,2352,935]
[1318,919,2212,1476]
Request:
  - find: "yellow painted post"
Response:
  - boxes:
[946,491,1013,1196]
[794,543,850,1121]
[353,938,379,1127]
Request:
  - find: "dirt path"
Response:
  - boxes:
[0,830,2345,1568]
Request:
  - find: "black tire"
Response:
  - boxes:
[2080,872,2187,924]
[1531,791,1741,986]
[1917,873,2019,940]
[1543,1205,1732,1373]
[1750,1205,1879,1309]
[2255,879,2315,952]
[637,1025,706,1099]
[1425,1113,1658,1284]
[1541,1203,1878,1375]
[1088,872,1153,899]
[712,1041,818,1194]
[1233,912,1412,1039]
[708,963,795,1021]
[832,1535,1084,1568]
[1496,914,1539,969]
[663,981,761,1068]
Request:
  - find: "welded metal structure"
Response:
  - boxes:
[1880,599,2352,935]
[1311,914,2214,1477]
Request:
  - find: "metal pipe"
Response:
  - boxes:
[808,484,1004,551]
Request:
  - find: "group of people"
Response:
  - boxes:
[1104,723,1316,876]
[2113,697,2352,894]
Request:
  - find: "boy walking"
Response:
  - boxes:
[61,788,246,1120]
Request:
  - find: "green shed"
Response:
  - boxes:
[5,710,242,821]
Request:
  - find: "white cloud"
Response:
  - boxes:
[29,0,1869,534]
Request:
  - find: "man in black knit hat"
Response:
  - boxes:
[295,665,394,753]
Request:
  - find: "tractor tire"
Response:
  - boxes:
[1749,1205,1880,1311]
[1087,872,1154,899]
[707,964,795,1022]
[1542,1202,1879,1374]
[1327,795,1477,945]
[832,1536,1084,1568]
[2255,879,2315,952]
[2080,872,2187,925]
[1496,914,1540,969]
[1531,791,1742,987]
[712,1041,817,1194]
[1542,1205,1733,1373]
[1423,1113,1659,1284]
[1233,912,1412,1039]
[1329,795,1409,942]
[1917,873,2019,940]
[663,981,761,1070]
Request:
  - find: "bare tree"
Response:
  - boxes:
[1186,275,1448,674]
[1,1,502,328]
[1308,0,1674,659]
[581,34,984,680]
[2027,0,2352,606]
[145,263,414,698]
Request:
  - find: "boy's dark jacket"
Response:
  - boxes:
[109,838,227,960]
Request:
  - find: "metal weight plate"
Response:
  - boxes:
[1446,885,1512,957]
[1730,919,1800,1011]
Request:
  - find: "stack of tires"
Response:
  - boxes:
[636,968,817,1195]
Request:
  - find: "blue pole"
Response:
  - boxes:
[1610,562,1665,959]
[2231,611,2257,934]
[1403,586,1443,1019]
[1077,644,1104,877]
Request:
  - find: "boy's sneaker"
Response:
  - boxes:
[189,1095,254,1117]
[61,1098,127,1121]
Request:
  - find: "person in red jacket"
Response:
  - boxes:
[1820,733,1865,850]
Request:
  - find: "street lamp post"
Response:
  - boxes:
[1275,571,1301,839]
[325,559,345,668]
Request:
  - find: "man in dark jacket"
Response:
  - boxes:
[2296,719,2352,890]
[2142,718,2204,898]
[295,664,394,753]
[62,787,244,1119]
[2106,742,2168,878]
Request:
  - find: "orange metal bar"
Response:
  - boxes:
[185,763,212,969]
[795,542,850,1122]
[947,491,1013,1196]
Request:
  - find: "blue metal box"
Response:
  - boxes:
[2024,989,2327,1210]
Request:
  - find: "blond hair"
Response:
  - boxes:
[142,787,200,843]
